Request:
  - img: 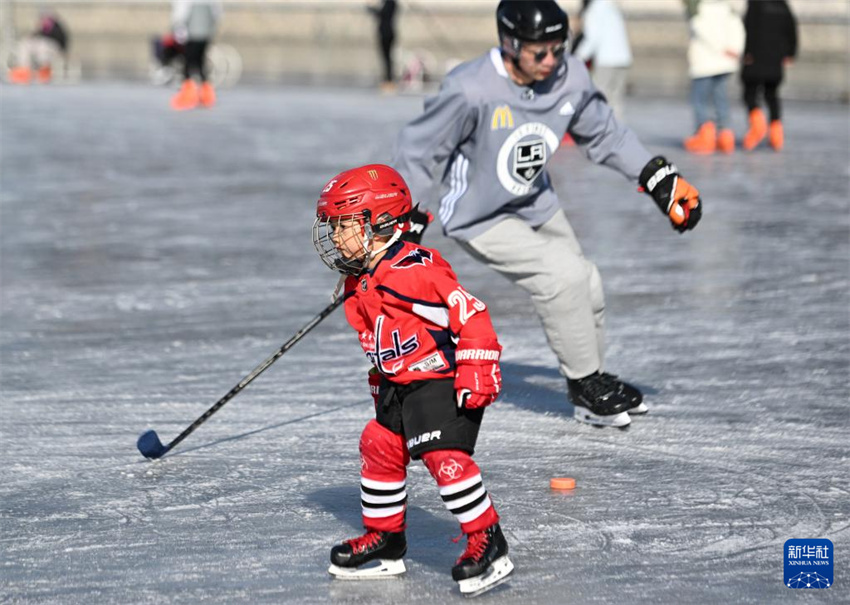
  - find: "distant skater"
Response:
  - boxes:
[170,0,222,111]
[741,0,797,151]
[573,0,633,118]
[683,0,745,154]
[6,9,69,85]
[368,0,398,94]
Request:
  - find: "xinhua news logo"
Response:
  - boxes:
[784,539,833,589]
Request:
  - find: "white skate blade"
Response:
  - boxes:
[629,402,649,415]
[457,555,514,597]
[328,558,406,579]
[573,407,631,428]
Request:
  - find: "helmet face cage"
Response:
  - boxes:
[313,209,410,276]
[313,164,413,276]
[312,211,373,276]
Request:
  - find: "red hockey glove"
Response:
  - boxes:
[639,156,702,233]
[401,205,433,244]
[454,338,502,409]
[368,367,381,408]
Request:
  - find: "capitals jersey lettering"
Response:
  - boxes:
[393,49,654,242]
[343,241,498,384]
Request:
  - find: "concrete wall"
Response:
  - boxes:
[3,0,848,101]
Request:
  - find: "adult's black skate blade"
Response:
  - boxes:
[137,430,168,459]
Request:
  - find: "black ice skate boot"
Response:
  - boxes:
[567,372,633,427]
[328,530,407,579]
[599,372,647,415]
[452,523,514,596]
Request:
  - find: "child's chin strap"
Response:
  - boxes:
[368,227,403,259]
[332,226,404,301]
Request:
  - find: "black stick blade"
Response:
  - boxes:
[137,430,167,459]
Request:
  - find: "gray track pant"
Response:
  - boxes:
[458,210,605,380]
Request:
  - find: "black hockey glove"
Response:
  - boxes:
[401,206,433,244]
[638,156,702,233]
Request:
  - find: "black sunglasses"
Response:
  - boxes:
[530,43,566,63]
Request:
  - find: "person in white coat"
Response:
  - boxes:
[573,0,632,118]
[684,0,745,154]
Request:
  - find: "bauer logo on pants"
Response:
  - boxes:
[407,430,441,450]
[784,539,833,589]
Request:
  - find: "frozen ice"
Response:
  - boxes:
[1,84,848,603]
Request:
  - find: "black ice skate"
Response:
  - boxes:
[568,372,633,427]
[328,530,407,579]
[599,372,648,415]
[452,523,514,597]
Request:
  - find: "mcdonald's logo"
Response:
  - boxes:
[368,169,379,180]
[491,105,514,130]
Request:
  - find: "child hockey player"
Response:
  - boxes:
[312,164,514,596]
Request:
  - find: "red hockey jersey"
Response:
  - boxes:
[343,241,499,385]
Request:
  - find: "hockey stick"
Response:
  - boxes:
[137,297,343,459]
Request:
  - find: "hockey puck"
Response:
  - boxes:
[550,477,576,490]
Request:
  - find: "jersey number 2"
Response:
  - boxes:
[448,288,486,325]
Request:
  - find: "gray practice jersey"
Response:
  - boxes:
[393,48,654,242]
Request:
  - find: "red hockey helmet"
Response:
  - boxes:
[313,164,413,275]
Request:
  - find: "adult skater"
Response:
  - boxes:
[367,0,398,93]
[741,0,798,151]
[393,0,702,428]
[313,164,514,596]
[573,0,633,119]
[682,0,745,154]
[6,9,69,85]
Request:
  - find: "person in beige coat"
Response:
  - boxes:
[683,0,745,154]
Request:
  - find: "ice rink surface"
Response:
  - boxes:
[1,84,848,604]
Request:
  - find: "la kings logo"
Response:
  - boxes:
[514,138,546,183]
[497,122,561,196]
[366,315,420,374]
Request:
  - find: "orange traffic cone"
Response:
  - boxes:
[684,121,717,155]
[8,66,32,84]
[769,120,784,151]
[199,82,216,108]
[742,108,767,151]
[717,128,735,154]
[170,80,199,111]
